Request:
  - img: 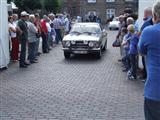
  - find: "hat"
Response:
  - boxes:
[21,11,29,16]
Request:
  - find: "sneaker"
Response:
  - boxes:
[30,60,38,64]
[24,62,30,66]
[127,70,131,76]
[37,52,42,56]
[141,79,146,83]
[11,60,18,62]
[19,64,27,68]
[122,68,128,72]
[128,75,136,80]
[49,47,52,50]
[118,59,122,62]
[34,58,38,61]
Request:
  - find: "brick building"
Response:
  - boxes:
[62,0,138,23]
[62,0,81,17]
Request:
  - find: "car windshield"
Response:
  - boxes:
[111,18,119,22]
[70,25,101,34]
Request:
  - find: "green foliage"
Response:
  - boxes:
[44,0,63,13]
[7,0,63,12]
[7,0,12,3]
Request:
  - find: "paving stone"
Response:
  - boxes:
[0,31,145,120]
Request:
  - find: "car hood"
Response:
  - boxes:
[63,34,101,41]
[109,21,120,25]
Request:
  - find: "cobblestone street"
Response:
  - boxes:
[0,31,144,120]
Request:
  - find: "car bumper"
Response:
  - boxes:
[62,47,101,54]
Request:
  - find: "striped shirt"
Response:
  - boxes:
[53,18,61,29]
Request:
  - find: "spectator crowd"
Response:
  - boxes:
[115,6,153,81]
[8,12,71,68]
[114,2,160,120]
[8,10,103,68]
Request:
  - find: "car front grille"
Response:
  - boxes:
[71,41,89,49]
[76,41,84,44]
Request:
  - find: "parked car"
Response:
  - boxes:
[62,23,107,59]
[108,18,120,30]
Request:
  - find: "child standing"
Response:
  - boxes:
[127,25,139,80]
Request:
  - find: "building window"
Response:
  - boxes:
[106,0,115,2]
[87,0,96,3]
[106,9,115,18]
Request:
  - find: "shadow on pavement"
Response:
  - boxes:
[62,50,109,64]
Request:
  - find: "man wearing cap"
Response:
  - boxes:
[17,11,29,68]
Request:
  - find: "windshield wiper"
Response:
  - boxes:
[82,32,100,34]
[70,31,81,34]
[82,32,92,34]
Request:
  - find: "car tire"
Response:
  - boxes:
[64,52,70,59]
[109,28,112,30]
[96,49,102,59]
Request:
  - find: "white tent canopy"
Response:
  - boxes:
[8,2,18,12]
[11,2,18,9]
[0,0,10,68]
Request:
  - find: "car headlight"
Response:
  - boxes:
[89,41,99,48]
[62,41,71,47]
[71,41,76,45]
[89,42,94,47]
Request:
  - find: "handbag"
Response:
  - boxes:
[112,39,121,47]
[36,33,41,38]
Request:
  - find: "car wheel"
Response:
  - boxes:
[96,49,102,59]
[64,52,70,59]
[109,28,112,30]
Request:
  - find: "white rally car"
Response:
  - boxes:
[62,23,107,59]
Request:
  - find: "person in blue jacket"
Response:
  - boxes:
[140,7,153,80]
[138,2,160,120]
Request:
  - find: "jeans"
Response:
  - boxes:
[35,38,40,56]
[28,42,36,62]
[55,29,62,44]
[129,54,137,78]
[48,33,53,47]
[41,32,49,53]
[19,39,27,65]
[144,98,160,120]
[122,54,130,70]
[142,56,147,78]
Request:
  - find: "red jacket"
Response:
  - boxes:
[40,19,48,33]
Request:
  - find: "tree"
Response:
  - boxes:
[44,0,62,13]
[7,0,63,13]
